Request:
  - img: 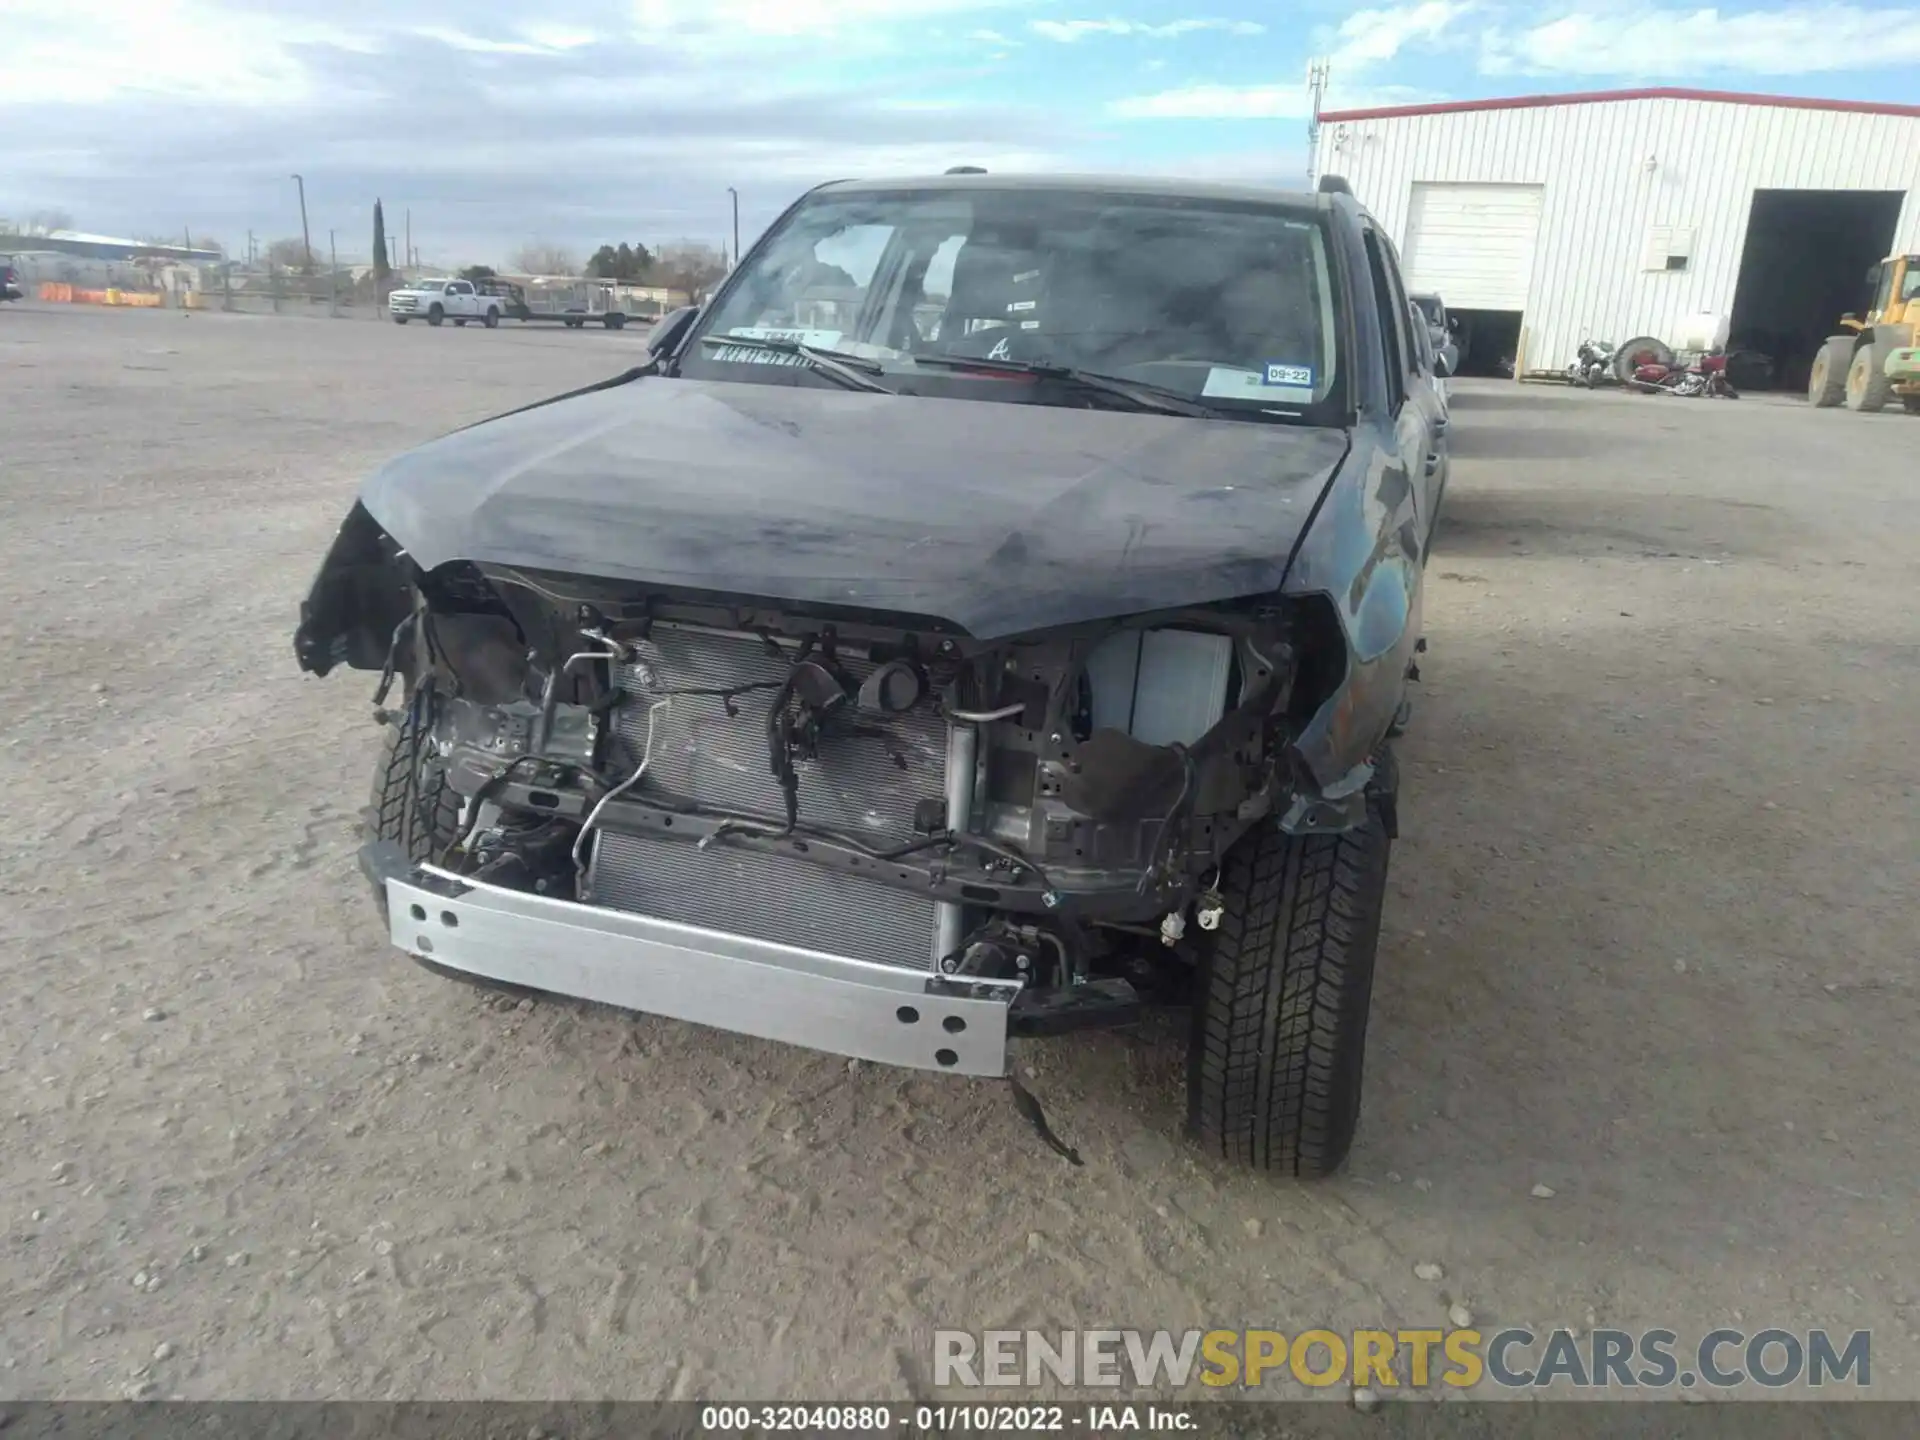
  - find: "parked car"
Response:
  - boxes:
[1408,296,1452,506]
[1410,292,1459,377]
[387,277,503,328]
[296,170,1446,1178]
[1,261,22,303]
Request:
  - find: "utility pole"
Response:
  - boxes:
[247,230,256,267]
[329,229,339,317]
[727,187,740,270]
[291,173,313,272]
[404,210,411,275]
[1305,59,1330,186]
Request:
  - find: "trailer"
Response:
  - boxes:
[484,276,688,331]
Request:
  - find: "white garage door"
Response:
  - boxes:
[1402,182,1544,310]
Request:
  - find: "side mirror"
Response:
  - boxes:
[1434,351,1454,378]
[646,305,700,358]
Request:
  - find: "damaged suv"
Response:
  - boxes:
[295,172,1445,1176]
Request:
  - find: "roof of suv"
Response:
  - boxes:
[815,172,1334,211]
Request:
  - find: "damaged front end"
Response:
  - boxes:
[299,504,1382,1079]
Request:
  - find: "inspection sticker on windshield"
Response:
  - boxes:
[1202,365,1314,401]
[725,326,844,346]
[708,326,844,365]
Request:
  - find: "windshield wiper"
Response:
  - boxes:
[698,335,894,394]
[909,354,1221,418]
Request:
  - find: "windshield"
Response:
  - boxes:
[681,186,1343,419]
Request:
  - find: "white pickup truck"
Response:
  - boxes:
[388,278,503,328]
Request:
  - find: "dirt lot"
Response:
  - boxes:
[1,305,1915,1402]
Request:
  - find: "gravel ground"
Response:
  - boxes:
[1,305,1915,1402]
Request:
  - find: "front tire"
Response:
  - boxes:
[392,315,408,325]
[1187,800,1392,1177]
[370,693,462,864]
[1845,343,1892,413]
[1809,337,1851,407]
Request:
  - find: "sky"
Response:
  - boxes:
[3,0,1918,267]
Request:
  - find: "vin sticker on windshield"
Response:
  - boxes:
[1263,362,1315,387]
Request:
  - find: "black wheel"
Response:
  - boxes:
[1845,343,1892,413]
[1187,798,1392,1177]
[604,313,626,330]
[483,307,500,329]
[1809,338,1851,407]
[1903,396,1920,416]
[392,315,408,325]
[427,304,445,327]
[370,691,463,866]
[371,691,551,1004]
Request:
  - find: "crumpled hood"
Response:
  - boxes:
[360,376,1351,639]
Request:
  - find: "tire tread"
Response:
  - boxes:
[1187,809,1390,1176]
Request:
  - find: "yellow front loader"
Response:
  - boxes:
[1808,254,1920,414]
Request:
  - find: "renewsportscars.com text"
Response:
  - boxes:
[933,1327,1871,1391]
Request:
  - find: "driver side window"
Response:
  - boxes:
[1362,229,1409,413]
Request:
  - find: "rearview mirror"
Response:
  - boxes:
[646,305,700,358]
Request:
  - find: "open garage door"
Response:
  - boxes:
[1403,183,1544,310]
[1727,188,1904,392]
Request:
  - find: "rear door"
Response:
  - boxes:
[1360,223,1441,555]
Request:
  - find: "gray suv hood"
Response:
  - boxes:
[360,376,1350,639]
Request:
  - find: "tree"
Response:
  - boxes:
[372,200,391,280]
[653,241,729,297]
[459,264,498,283]
[265,237,309,269]
[510,242,579,277]
[23,208,73,237]
[585,242,655,281]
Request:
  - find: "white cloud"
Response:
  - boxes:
[1110,0,1465,123]
[0,0,343,105]
[635,0,1015,41]
[1030,17,1266,42]
[1326,0,1473,71]
[1483,4,1920,76]
[1110,79,1441,119]
[1110,83,1313,119]
[412,27,584,55]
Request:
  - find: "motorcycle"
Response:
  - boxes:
[1565,338,1618,387]
[1626,350,1740,399]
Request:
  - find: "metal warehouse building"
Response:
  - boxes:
[1310,86,1920,387]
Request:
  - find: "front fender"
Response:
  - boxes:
[293,503,416,677]
[1278,438,1424,807]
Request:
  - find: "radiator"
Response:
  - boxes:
[588,628,949,972]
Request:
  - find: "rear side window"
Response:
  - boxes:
[1361,229,1408,413]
